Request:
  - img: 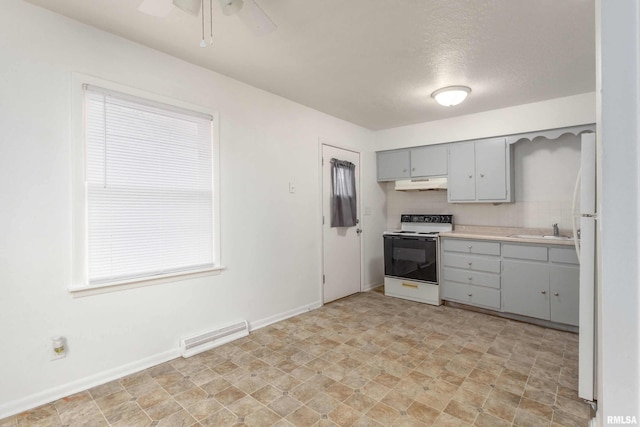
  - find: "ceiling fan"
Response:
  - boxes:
[138,0,276,45]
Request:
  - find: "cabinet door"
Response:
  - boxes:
[476,138,507,200]
[502,260,550,320]
[377,150,410,181]
[442,281,472,304]
[410,145,448,177]
[469,286,501,310]
[447,142,476,201]
[550,265,580,326]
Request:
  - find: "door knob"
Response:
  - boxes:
[356,228,362,235]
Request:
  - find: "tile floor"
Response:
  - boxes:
[1,289,591,426]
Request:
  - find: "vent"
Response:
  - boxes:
[394,177,448,191]
[180,320,249,358]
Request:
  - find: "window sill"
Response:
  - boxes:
[68,266,226,298]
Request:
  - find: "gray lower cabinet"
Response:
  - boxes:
[441,239,501,310]
[502,260,551,319]
[501,244,579,326]
[441,238,579,326]
[549,264,580,325]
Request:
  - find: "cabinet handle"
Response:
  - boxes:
[468,262,472,266]
[468,293,473,297]
[468,174,472,179]
[553,292,559,296]
[402,283,418,289]
[412,168,415,171]
[468,245,472,249]
[541,290,547,295]
[468,276,472,281]
[403,169,407,173]
[480,173,485,178]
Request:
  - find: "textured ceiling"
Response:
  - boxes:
[23,0,595,130]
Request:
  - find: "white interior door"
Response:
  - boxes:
[322,144,361,303]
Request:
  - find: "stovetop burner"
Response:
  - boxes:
[394,230,439,235]
[385,213,454,236]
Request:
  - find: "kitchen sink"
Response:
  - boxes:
[510,234,573,241]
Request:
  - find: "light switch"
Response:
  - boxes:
[289,182,296,193]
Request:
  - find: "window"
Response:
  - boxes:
[73,82,220,292]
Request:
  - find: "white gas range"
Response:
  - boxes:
[383,214,453,306]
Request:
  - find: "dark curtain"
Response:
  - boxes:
[330,158,357,227]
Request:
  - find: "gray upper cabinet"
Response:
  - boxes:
[447,142,476,201]
[476,138,508,200]
[377,150,410,181]
[409,145,448,177]
[377,145,448,181]
[448,137,513,203]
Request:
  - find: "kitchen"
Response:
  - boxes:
[0,1,638,426]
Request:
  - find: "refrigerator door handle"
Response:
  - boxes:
[572,167,581,259]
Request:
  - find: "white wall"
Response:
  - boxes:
[598,0,640,424]
[0,1,382,417]
[384,134,581,233]
[374,92,596,152]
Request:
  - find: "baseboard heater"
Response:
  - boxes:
[180,320,249,358]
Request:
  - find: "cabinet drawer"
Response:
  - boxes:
[550,247,579,265]
[442,253,501,274]
[443,267,500,289]
[442,281,501,310]
[502,244,548,261]
[384,277,440,305]
[442,239,500,256]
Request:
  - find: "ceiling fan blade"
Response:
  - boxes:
[236,0,276,36]
[138,0,175,17]
[173,0,202,16]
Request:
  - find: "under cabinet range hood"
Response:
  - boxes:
[395,177,448,191]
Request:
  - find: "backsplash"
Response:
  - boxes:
[384,134,581,234]
[385,186,574,234]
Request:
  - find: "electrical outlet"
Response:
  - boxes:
[289,182,296,194]
[51,336,66,361]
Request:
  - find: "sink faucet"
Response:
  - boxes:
[552,223,559,237]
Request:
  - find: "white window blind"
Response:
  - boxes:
[84,85,214,286]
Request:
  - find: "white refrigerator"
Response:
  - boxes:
[574,132,597,402]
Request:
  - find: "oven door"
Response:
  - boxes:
[384,235,438,284]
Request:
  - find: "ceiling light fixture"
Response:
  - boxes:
[172,0,201,16]
[219,0,244,16]
[431,86,471,107]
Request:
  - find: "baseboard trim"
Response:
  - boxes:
[0,301,323,419]
[249,301,323,332]
[0,349,180,420]
[362,282,383,292]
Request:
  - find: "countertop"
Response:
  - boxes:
[439,225,576,246]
